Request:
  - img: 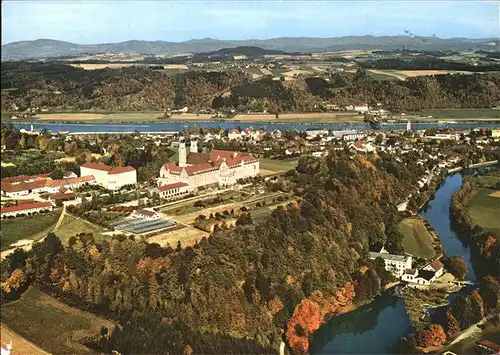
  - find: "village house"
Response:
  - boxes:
[305,128,329,139]
[133,209,160,220]
[80,163,137,190]
[0,201,53,218]
[402,259,445,285]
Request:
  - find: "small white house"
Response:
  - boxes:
[423,260,445,278]
[369,252,412,278]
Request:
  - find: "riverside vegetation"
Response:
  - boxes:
[2,151,432,354]
[2,62,500,114]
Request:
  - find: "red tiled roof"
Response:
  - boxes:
[108,166,135,175]
[428,260,444,271]
[50,193,76,200]
[478,340,500,352]
[162,163,183,174]
[137,209,157,217]
[405,269,417,275]
[158,182,189,191]
[1,179,48,193]
[81,162,112,171]
[1,173,51,184]
[0,201,53,214]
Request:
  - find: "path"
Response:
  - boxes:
[1,324,49,355]
[52,205,67,232]
[449,317,488,346]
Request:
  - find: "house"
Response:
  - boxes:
[369,252,412,278]
[80,163,137,190]
[423,260,444,278]
[285,147,300,156]
[349,140,375,153]
[305,128,329,138]
[0,201,53,218]
[228,129,241,140]
[476,340,500,354]
[157,182,193,200]
[271,130,282,139]
[134,209,160,220]
[354,104,369,113]
[63,171,77,178]
[1,175,95,197]
[49,192,77,202]
[343,132,366,141]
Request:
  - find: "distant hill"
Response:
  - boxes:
[2,36,498,61]
[190,46,289,62]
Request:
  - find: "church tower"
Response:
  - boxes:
[178,140,187,167]
[406,120,412,131]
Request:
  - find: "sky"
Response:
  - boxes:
[1,0,499,44]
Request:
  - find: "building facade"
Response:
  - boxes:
[369,251,413,278]
[1,201,53,218]
[158,142,259,190]
[80,163,137,190]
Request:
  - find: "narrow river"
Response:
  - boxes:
[310,172,476,354]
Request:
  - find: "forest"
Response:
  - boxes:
[1,151,425,354]
[360,57,500,72]
[2,62,500,113]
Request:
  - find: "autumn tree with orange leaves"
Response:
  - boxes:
[417,324,446,348]
[286,299,321,354]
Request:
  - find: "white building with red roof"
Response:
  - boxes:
[1,201,53,218]
[80,163,137,190]
[158,140,259,191]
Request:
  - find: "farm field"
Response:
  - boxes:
[1,287,114,354]
[232,112,363,123]
[55,213,106,244]
[368,69,473,81]
[1,212,60,251]
[35,112,164,122]
[466,187,500,235]
[417,108,500,119]
[259,158,299,173]
[399,218,436,259]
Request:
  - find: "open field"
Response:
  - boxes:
[259,158,299,173]
[489,190,500,198]
[418,108,500,119]
[55,213,106,244]
[1,286,114,354]
[467,187,500,235]
[399,218,435,259]
[35,112,164,122]
[1,324,49,355]
[147,225,208,248]
[368,69,473,81]
[1,212,60,251]
[232,112,363,123]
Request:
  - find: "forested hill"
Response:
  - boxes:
[1,152,425,354]
[2,62,500,112]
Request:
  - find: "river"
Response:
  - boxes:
[11,121,500,133]
[311,172,481,354]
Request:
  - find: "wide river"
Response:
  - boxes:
[310,172,478,354]
[12,121,500,133]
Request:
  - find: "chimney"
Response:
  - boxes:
[178,140,187,167]
[190,139,198,154]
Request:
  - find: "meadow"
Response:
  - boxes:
[399,218,436,259]
[1,286,114,354]
[259,158,299,173]
[466,187,500,235]
[1,212,60,250]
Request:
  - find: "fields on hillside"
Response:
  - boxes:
[368,69,473,81]
[232,112,363,123]
[36,112,164,122]
[259,158,299,173]
[1,287,114,354]
[55,213,106,244]
[399,218,436,259]
[1,212,60,251]
[467,187,500,235]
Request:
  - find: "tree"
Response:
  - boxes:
[417,324,446,348]
[443,255,467,280]
[479,276,500,310]
[444,311,460,339]
[286,299,321,354]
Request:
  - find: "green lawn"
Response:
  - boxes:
[467,187,500,235]
[399,218,435,259]
[1,286,114,354]
[54,213,106,244]
[1,212,60,250]
[259,158,299,173]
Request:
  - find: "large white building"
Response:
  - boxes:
[158,140,259,190]
[80,163,137,190]
[1,201,53,218]
[369,251,413,278]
